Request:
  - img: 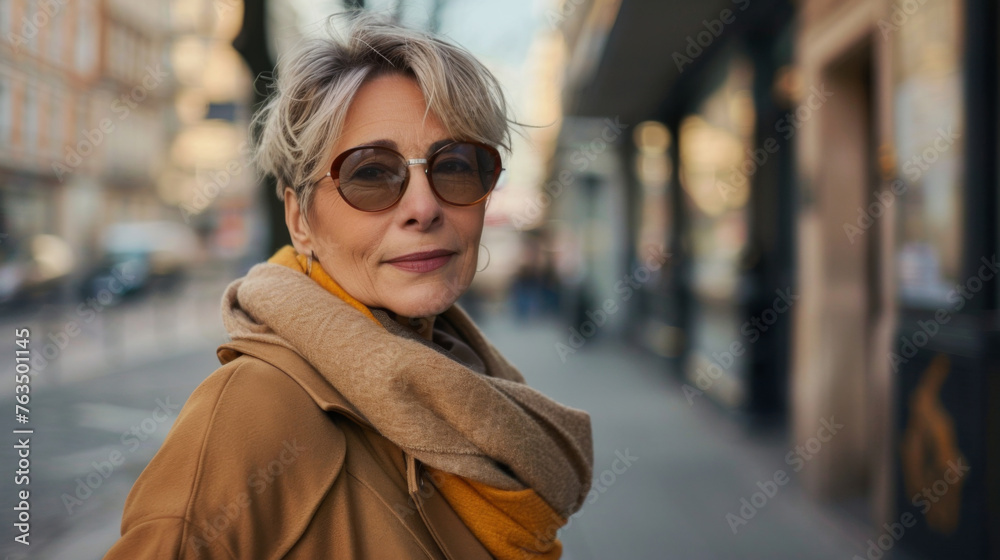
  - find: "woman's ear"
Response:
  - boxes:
[283,187,312,255]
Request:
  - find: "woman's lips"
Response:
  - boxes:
[385,251,455,273]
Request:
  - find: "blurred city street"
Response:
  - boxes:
[1,0,998,558]
[1,275,916,560]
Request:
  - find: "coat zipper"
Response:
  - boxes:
[406,454,459,560]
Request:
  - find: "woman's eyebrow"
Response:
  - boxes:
[363,139,397,150]
[356,138,456,156]
[426,139,455,155]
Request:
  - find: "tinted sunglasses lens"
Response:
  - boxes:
[430,143,499,204]
[337,148,406,210]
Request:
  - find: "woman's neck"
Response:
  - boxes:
[391,312,436,341]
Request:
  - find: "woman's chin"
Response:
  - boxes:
[384,285,462,318]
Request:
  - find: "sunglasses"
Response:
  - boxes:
[322,141,504,212]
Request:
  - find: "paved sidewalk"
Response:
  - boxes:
[477,310,915,560]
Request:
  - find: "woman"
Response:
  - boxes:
[105,13,593,560]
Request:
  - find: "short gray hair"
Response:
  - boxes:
[251,12,514,220]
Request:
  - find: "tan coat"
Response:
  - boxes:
[105,260,593,559]
[105,338,498,559]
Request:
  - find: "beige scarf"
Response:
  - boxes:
[220,259,594,519]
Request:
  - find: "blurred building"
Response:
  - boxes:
[552,0,998,558]
[0,0,257,306]
[0,0,174,300]
[166,0,257,265]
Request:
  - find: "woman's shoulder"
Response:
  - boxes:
[190,352,327,420]
[148,352,348,487]
[110,353,348,559]
[174,353,345,456]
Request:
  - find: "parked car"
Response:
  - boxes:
[78,221,200,304]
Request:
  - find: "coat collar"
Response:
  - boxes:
[217,338,373,429]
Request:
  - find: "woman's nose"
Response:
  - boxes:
[397,164,443,228]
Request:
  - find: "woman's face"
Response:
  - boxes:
[286,73,487,319]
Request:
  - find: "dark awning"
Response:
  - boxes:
[565,0,749,123]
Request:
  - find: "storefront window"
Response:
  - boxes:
[633,120,671,258]
[678,53,755,407]
[892,0,964,305]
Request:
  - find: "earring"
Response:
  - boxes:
[476,243,490,272]
[306,250,315,275]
